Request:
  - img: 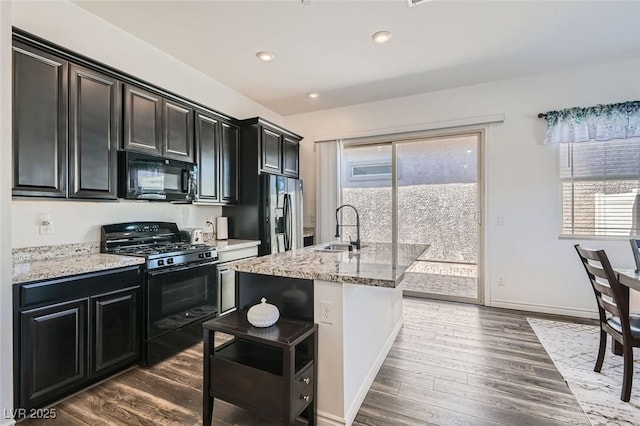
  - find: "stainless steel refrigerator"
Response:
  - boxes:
[223,173,303,256]
[266,175,304,253]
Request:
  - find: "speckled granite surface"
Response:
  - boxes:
[230,241,428,288]
[12,241,102,263]
[12,242,144,285]
[303,227,315,238]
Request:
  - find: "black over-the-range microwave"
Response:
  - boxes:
[118,151,197,202]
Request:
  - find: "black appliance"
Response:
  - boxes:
[118,151,197,202]
[101,221,218,366]
[223,174,303,256]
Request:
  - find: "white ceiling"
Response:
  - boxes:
[74,0,640,117]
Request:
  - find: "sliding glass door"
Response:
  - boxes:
[339,132,483,304]
[397,134,482,304]
[341,144,392,244]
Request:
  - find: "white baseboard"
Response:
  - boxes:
[490,299,598,319]
[316,410,348,426]
[344,316,404,426]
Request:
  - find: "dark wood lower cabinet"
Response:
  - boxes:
[14,267,141,413]
[92,288,139,375]
[20,299,88,410]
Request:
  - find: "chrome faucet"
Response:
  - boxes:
[335,204,361,250]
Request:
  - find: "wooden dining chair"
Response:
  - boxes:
[575,244,640,402]
[629,239,640,272]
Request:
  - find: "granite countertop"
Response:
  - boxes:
[230,241,428,288]
[13,253,145,285]
[11,239,259,285]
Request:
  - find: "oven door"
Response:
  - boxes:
[146,261,218,340]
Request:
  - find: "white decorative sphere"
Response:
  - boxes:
[247,297,280,327]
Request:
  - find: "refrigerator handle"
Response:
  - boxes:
[287,195,299,250]
[283,193,289,251]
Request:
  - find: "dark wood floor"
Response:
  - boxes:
[22,298,591,425]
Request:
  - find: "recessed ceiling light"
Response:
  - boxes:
[372,30,392,44]
[308,92,319,99]
[256,51,275,62]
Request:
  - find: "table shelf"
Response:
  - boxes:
[203,311,317,425]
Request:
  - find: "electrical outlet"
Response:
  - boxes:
[497,276,505,287]
[39,214,53,235]
[319,301,333,324]
[497,216,505,226]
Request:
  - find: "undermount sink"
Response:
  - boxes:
[312,243,352,253]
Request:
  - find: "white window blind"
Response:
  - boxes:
[560,138,640,236]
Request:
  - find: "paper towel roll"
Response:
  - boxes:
[216,217,228,240]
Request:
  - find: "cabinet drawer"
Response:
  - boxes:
[20,267,141,308]
[217,246,258,263]
[210,355,285,418]
[293,362,314,416]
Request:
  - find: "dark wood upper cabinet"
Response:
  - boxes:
[92,288,139,375]
[124,84,194,162]
[163,100,194,162]
[12,42,68,198]
[123,84,162,156]
[220,122,239,203]
[282,136,299,178]
[20,299,88,410]
[195,112,220,202]
[69,65,120,200]
[195,111,238,205]
[261,127,282,174]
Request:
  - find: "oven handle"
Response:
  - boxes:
[147,260,219,277]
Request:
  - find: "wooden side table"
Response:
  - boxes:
[203,310,318,426]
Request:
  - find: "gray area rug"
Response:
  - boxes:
[528,318,640,426]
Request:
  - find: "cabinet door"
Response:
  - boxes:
[220,122,239,204]
[195,112,220,202]
[123,85,162,155]
[218,268,236,315]
[163,99,194,162]
[282,136,299,178]
[12,42,68,198]
[20,299,88,409]
[260,127,282,174]
[69,65,120,199]
[92,288,139,374]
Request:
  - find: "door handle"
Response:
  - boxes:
[474,211,482,225]
[283,194,291,251]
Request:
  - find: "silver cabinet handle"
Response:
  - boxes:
[301,377,310,385]
[300,394,310,402]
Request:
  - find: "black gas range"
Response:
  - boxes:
[101,222,219,366]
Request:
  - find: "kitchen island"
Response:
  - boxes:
[230,242,427,426]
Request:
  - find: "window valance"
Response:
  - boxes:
[542,101,640,144]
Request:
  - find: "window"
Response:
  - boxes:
[561,138,640,236]
[351,163,392,179]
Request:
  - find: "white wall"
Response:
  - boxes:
[0,1,14,423]
[9,0,283,248]
[286,59,640,317]
[343,283,402,424]
[12,201,221,248]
